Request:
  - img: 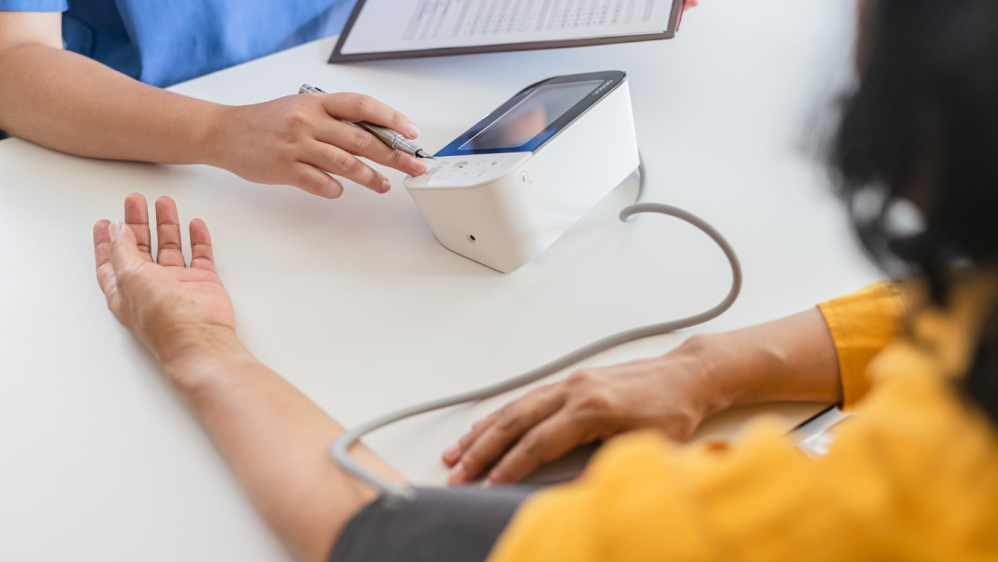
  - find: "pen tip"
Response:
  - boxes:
[417,150,435,159]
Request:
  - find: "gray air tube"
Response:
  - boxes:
[331,156,743,507]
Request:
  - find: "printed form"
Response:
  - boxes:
[340,0,675,55]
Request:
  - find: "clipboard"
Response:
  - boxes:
[329,0,685,63]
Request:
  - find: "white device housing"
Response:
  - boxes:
[404,75,639,273]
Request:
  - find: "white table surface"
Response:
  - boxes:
[0,1,876,560]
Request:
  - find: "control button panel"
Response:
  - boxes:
[405,153,531,190]
[437,161,469,179]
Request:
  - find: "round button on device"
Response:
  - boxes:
[518,170,530,185]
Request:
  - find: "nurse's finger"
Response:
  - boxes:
[155,197,186,267]
[319,120,427,177]
[485,412,589,485]
[123,193,154,262]
[289,162,344,199]
[322,93,420,140]
[447,390,566,485]
[303,141,391,194]
[189,219,216,273]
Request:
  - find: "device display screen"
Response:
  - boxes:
[436,70,626,157]
[458,81,603,151]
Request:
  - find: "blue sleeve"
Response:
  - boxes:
[0,0,68,11]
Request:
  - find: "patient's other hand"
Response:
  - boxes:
[442,307,845,486]
[442,338,719,486]
[94,193,240,372]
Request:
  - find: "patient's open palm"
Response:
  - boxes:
[94,194,235,364]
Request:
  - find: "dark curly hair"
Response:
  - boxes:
[831,0,998,422]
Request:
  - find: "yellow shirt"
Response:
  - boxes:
[488,281,998,562]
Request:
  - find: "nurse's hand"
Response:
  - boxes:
[206,93,429,199]
[93,193,246,378]
[442,339,718,486]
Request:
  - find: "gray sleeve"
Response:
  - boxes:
[329,486,538,562]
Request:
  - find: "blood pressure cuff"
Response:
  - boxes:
[329,486,537,562]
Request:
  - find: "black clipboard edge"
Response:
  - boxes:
[329,0,685,64]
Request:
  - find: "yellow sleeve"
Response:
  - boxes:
[817,282,907,410]
[488,367,998,562]
[488,428,812,562]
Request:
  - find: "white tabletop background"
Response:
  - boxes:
[0,0,876,560]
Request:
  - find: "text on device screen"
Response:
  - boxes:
[459,80,604,151]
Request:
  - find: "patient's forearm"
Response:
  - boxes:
[688,308,842,416]
[161,335,404,562]
[0,44,219,164]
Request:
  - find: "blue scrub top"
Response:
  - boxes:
[0,0,357,87]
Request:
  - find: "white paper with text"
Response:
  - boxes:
[341,0,674,55]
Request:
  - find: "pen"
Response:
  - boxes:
[299,84,434,159]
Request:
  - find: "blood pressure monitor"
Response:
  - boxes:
[403,71,639,273]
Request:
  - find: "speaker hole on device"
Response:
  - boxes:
[468,235,476,243]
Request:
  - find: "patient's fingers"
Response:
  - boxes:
[123,193,153,262]
[108,221,146,274]
[443,411,500,467]
[485,412,587,485]
[189,219,216,273]
[443,384,558,468]
[155,197,186,267]
[93,219,115,295]
[447,389,565,485]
